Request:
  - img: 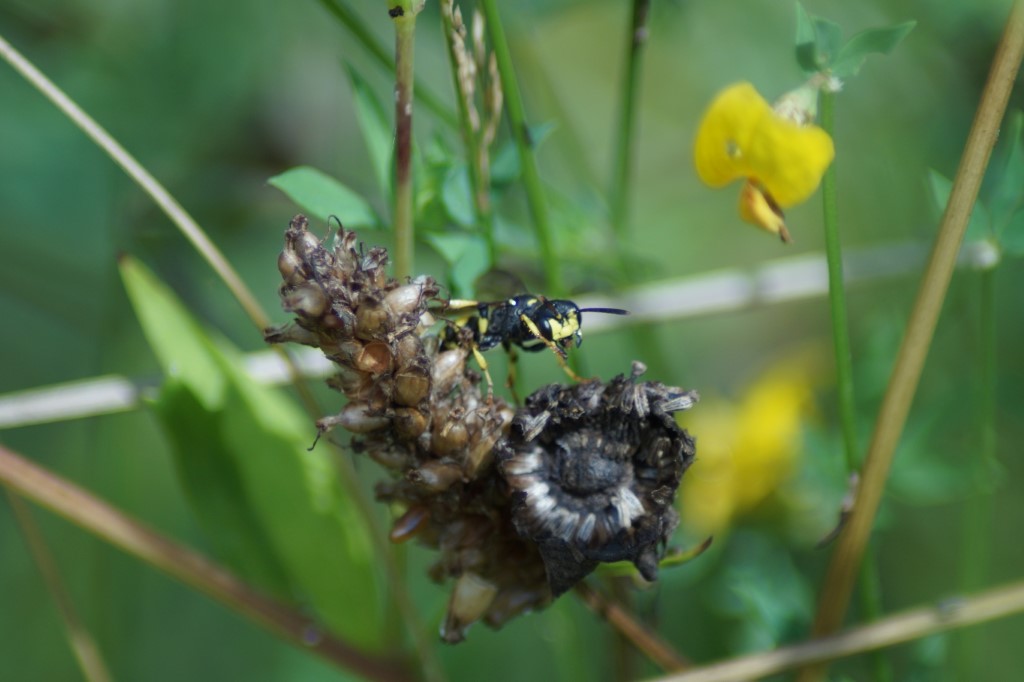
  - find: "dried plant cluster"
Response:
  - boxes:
[266,215,697,642]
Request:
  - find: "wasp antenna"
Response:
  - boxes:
[579,307,630,316]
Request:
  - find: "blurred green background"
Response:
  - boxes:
[2,0,1023,679]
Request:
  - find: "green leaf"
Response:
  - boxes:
[424,232,491,297]
[927,169,991,241]
[831,21,916,79]
[216,354,385,651]
[442,164,475,227]
[119,256,224,407]
[794,3,842,72]
[268,166,378,227]
[344,64,394,203]
[151,380,293,596]
[121,258,385,649]
[990,110,1024,233]
[490,122,557,186]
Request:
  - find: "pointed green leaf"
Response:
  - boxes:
[424,231,491,297]
[119,256,224,407]
[794,3,842,72]
[831,21,916,78]
[151,380,293,595]
[268,166,378,227]
[344,64,394,203]
[122,258,385,649]
[442,164,475,228]
[215,353,384,650]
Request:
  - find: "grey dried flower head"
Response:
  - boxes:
[266,215,698,643]
[497,363,698,596]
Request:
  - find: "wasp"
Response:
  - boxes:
[440,294,628,397]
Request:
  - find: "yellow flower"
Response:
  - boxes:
[694,82,835,242]
[679,356,818,537]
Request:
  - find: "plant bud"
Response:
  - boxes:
[441,573,498,644]
[389,505,430,543]
[385,282,425,315]
[369,446,412,471]
[282,283,328,318]
[395,334,426,369]
[355,341,394,375]
[393,407,428,439]
[277,249,306,285]
[330,403,389,434]
[432,421,469,457]
[408,459,463,493]
[432,349,467,396]
[355,300,392,340]
[394,369,430,407]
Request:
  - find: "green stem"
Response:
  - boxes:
[440,0,497,265]
[819,92,858,473]
[800,2,1024,678]
[609,0,651,237]
[956,266,998,676]
[316,0,458,128]
[819,91,890,682]
[392,3,417,280]
[479,0,563,294]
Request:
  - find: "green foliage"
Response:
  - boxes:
[795,2,915,79]
[928,109,1024,260]
[345,64,394,203]
[119,257,385,651]
[268,166,379,227]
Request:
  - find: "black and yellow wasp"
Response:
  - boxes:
[439,294,628,396]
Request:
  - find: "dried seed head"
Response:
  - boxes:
[497,371,698,596]
[266,216,698,643]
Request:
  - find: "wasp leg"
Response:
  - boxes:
[470,345,496,401]
[518,314,587,383]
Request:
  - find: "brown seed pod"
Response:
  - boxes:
[497,365,698,596]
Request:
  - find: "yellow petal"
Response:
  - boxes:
[746,118,834,207]
[739,181,791,242]
[693,82,772,187]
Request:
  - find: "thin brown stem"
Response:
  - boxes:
[5,488,113,682]
[654,579,1024,682]
[575,581,689,673]
[391,1,419,280]
[0,445,412,682]
[800,2,1024,679]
